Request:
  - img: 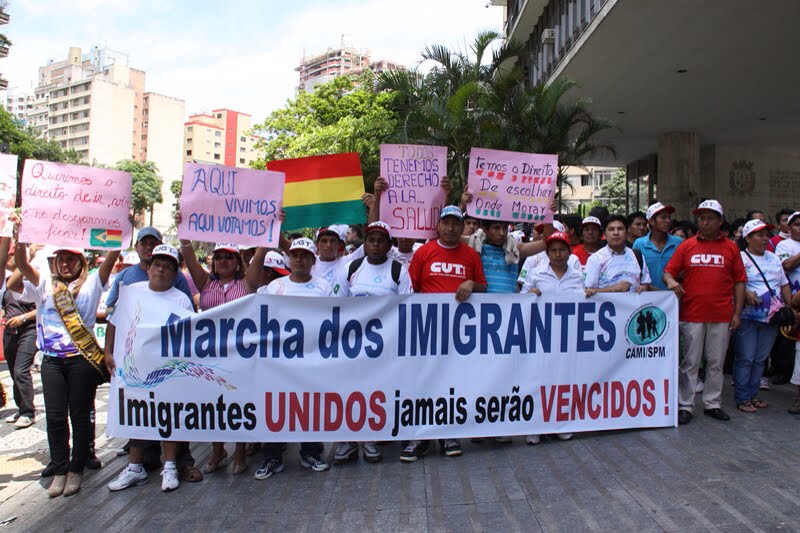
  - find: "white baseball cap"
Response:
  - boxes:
[645,202,675,221]
[535,220,566,233]
[787,211,800,225]
[581,216,602,228]
[289,238,317,255]
[692,199,723,216]
[152,244,179,265]
[263,251,290,275]
[315,225,347,242]
[213,243,239,254]
[741,219,775,238]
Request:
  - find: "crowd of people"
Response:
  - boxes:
[2,177,800,499]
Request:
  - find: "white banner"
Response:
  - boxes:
[107,287,678,442]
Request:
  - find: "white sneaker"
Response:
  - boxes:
[760,377,770,391]
[362,441,382,463]
[13,416,33,429]
[108,465,149,491]
[334,442,358,464]
[161,467,179,492]
[555,433,573,441]
[4,413,19,423]
[695,380,705,393]
[526,435,541,445]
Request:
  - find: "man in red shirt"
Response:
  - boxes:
[571,216,604,266]
[664,199,746,425]
[403,205,487,461]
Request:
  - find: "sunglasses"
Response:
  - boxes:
[214,253,238,261]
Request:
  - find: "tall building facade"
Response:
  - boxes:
[296,46,404,92]
[183,109,259,168]
[4,87,34,124]
[28,46,185,232]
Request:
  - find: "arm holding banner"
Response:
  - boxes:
[104,323,116,374]
[244,247,268,292]
[97,250,121,287]
[9,241,38,290]
[175,212,211,292]
[0,237,10,276]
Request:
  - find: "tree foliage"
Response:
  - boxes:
[251,71,398,192]
[115,159,163,223]
[590,170,627,215]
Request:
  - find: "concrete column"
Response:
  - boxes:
[657,132,704,218]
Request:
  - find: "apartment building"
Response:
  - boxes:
[183,109,259,168]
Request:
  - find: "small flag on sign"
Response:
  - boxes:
[89,229,123,248]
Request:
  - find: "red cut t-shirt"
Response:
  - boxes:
[408,240,487,293]
[663,236,747,323]
[572,244,590,266]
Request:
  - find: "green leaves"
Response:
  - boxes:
[115,159,163,218]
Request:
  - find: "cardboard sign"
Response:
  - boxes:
[465,148,558,223]
[0,153,18,238]
[379,144,447,239]
[19,160,132,249]
[178,163,284,247]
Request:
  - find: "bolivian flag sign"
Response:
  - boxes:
[267,153,366,231]
[89,229,123,248]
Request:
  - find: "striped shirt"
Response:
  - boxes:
[199,276,249,310]
[481,243,519,294]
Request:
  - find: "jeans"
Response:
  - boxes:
[263,442,323,461]
[3,327,37,418]
[41,356,102,474]
[733,319,778,404]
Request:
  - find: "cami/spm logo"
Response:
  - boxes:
[626,305,667,346]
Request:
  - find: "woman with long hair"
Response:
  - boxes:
[9,241,118,498]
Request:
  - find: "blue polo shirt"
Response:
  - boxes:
[481,244,519,294]
[633,232,683,290]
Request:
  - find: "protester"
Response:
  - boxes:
[2,240,37,429]
[333,222,412,464]
[105,245,193,493]
[520,231,583,444]
[310,225,351,296]
[179,238,251,476]
[626,211,647,247]
[404,206,487,460]
[789,290,800,415]
[734,220,791,413]
[774,211,800,385]
[239,245,257,268]
[9,240,119,498]
[633,202,682,291]
[253,238,334,479]
[571,216,604,266]
[770,208,793,251]
[664,200,746,425]
[244,249,290,291]
[584,215,651,295]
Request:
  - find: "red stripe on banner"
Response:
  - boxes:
[106,229,123,237]
[267,153,362,183]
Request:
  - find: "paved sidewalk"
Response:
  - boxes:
[0,366,798,532]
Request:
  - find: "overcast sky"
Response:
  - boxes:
[4,0,503,122]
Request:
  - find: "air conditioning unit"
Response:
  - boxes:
[541,29,556,44]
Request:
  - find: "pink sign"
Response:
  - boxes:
[19,160,132,249]
[465,148,558,223]
[379,144,447,239]
[0,154,18,238]
[178,163,285,247]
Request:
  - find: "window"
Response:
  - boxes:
[186,137,192,143]
[186,150,192,156]
[580,174,591,187]
[214,131,221,137]
[239,158,246,164]
[214,154,220,160]
[593,170,616,185]
[187,126,193,132]
[214,142,221,148]
[239,147,245,152]
[240,136,246,142]
[216,113,222,118]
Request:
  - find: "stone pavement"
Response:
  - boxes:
[0,366,798,532]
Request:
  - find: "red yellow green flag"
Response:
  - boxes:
[268,153,366,230]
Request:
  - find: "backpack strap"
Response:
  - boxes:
[391,260,402,285]
[347,257,365,282]
[632,248,644,281]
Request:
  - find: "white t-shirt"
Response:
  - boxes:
[517,252,582,286]
[584,246,651,291]
[312,256,351,297]
[259,276,335,297]
[21,271,107,358]
[388,246,415,267]
[775,238,800,293]
[521,260,585,294]
[108,282,194,325]
[740,251,789,322]
[349,259,413,296]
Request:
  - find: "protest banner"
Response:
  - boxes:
[267,153,365,230]
[19,160,132,249]
[178,163,284,247]
[465,148,558,223]
[107,288,678,442]
[0,153,18,238]
[379,144,447,239]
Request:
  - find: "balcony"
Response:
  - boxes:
[0,10,9,25]
[0,77,7,90]
[0,45,7,59]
